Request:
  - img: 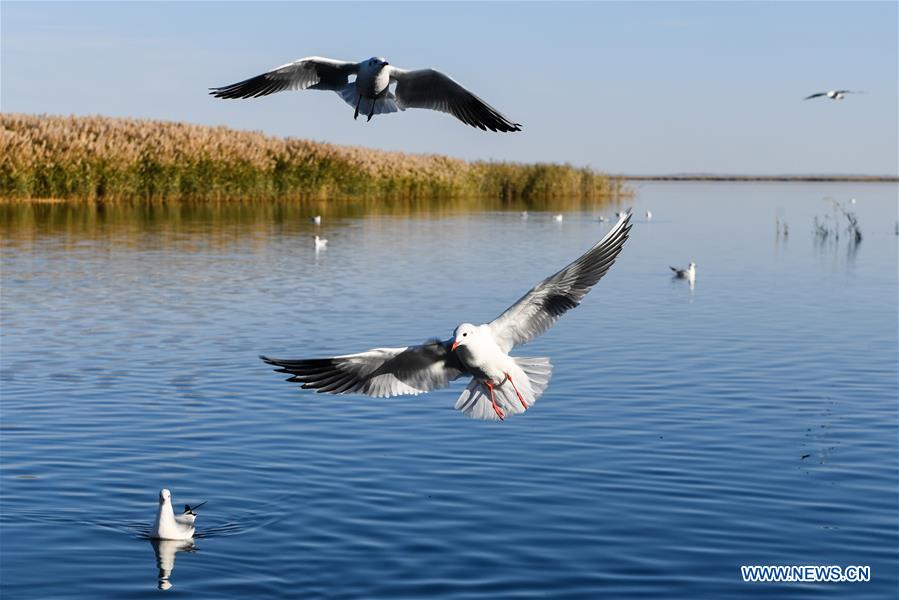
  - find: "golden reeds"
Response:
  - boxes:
[0,114,626,203]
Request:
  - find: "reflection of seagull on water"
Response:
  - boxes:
[151,489,205,541]
[151,538,196,591]
[262,212,632,421]
[804,90,861,101]
[211,56,521,132]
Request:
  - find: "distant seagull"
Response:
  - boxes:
[616,210,628,218]
[804,90,861,101]
[310,215,322,225]
[151,489,205,541]
[314,235,328,251]
[210,56,521,132]
[850,198,857,204]
[262,212,633,421]
[670,262,696,280]
[520,211,529,219]
[553,214,564,222]
[645,210,652,220]
[598,216,608,223]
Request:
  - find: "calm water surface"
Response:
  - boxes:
[1,183,897,598]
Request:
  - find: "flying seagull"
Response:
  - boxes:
[262,211,632,421]
[151,489,205,540]
[803,90,860,101]
[210,56,521,132]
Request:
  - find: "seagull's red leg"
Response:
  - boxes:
[504,372,529,409]
[354,95,361,120]
[486,382,504,421]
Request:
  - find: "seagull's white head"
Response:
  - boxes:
[688,262,696,271]
[366,56,389,68]
[159,489,172,505]
[451,323,478,351]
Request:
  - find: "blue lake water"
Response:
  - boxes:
[1,182,897,598]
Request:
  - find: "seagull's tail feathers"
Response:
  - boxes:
[454,357,553,421]
[336,84,399,116]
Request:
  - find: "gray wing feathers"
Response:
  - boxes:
[489,211,633,352]
[210,57,357,99]
[261,339,464,398]
[390,68,521,132]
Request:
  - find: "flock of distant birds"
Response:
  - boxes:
[310,208,695,287]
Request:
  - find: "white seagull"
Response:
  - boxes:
[314,235,328,251]
[645,210,652,220]
[553,214,564,222]
[310,215,322,225]
[210,56,521,132]
[150,489,206,541]
[262,212,632,421]
[803,90,860,101]
[670,261,696,280]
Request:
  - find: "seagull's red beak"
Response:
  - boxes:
[451,340,460,351]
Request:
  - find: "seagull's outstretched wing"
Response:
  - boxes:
[489,211,633,352]
[388,67,521,132]
[803,92,827,100]
[261,339,465,398]
[210,57,358,99]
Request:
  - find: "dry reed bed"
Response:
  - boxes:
[0,114,625,202]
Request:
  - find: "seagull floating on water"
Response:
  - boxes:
[804,90,860,101]
[598,216,608,223]
[211,56,521,132]
[670,262,696,280]
[314,235,328,251]
[151,489,205,541]
[262,212,633,421]
[310,215,322,225]
[645,210,652,220]
[553,214,564,222]
[520,211,529,219]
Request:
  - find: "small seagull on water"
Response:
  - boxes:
[151,489,206,540]
[520,211,529,219]
[645,210,652,220]
[804,90,861,101]
[262,212,633,421]
[314,235,328,251]
[553,214,564,222]
[598,216,608,223]
[670,262,696,281]
[310,215,322,225]
[211,56,521,132]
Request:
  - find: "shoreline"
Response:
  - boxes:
[620,175,898,183]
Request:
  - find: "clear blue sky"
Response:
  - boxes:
[2,1,896,175]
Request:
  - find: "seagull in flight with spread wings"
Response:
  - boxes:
[261,212,632,421]
[803,90,861,101]
[210,56,521,132]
